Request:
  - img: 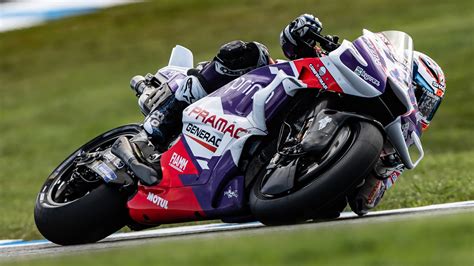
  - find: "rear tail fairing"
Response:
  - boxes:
[128,61,313,224]
[127,135,250,224]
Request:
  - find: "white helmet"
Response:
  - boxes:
[412,51,446,131]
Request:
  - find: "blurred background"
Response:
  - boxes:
[0,0,473,263]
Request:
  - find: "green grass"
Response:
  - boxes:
[3,211,474,265]
[0,0,473,241]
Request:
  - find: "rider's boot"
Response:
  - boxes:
[348,174,386,216]
[348,155,405,216]
[111,75,207,187]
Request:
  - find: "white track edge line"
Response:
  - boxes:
[1,200,473,248]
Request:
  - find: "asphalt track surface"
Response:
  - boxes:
[1,201,473,260]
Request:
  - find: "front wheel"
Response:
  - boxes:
[249,121,383,225]
[34,124,142,245]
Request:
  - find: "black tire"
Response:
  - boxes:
[34,124,142,245]
[249,121,383,225]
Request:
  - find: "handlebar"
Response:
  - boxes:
[130,73,161,97]
[130,75,148,96]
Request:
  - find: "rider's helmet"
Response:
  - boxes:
[412,51,446,131]
[280,14,323,60]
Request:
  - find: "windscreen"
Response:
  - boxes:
[380,31,414,86]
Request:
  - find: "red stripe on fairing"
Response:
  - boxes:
[185,134,217,152]
[293,58,343,93]
[127,138,206,224]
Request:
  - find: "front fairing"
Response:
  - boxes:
[325,30,414,105]
[325,30,422,132]
[312,30,424,168]
[372,31,422,139]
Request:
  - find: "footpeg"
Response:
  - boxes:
[111,136,160,186]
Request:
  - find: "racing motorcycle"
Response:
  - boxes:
[35,29,425,245]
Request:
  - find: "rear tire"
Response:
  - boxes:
[34,124,142,245]
[34,184,128,245]
[249,121,383,225]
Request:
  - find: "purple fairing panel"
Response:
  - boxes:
[209,62,297,118]
[180,148,246,218]
[264,83,292,120]
[156,68,187,93]
[401,110,422,147]
[403,85,423,139]
[340,37,388,93]
[175,136,207,186]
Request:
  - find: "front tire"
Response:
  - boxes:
[249,121,383,225]
[34,124,141,245]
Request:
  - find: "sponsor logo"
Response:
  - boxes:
[169,152,189,172]
[146,192,169,209]
[224,187,238,199]
[401,122,409,139]
[318,66,327,76]
[355,66,381,87]
[91,162,117,183]
[216,61,251,76]
[147,110,165,128]
[223,76,264,95]
[187,107,248,139]
[97,163,117,182]
[431,80,445,90]
[181,77,196,103]
[103,150,124,169]
[367,180,383,205]
[318,116,332,130]
[185,123,222,152]
[363,38,382,66]
[309,64,328,90]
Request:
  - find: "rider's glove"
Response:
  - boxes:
[280,14,323,60]
[131,74,173,116]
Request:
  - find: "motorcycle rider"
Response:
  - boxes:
[112,14,446,216]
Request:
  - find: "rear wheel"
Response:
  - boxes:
[34,124,141,245]
[249,120,383,225]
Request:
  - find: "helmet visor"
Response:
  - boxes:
[416,85,442,124]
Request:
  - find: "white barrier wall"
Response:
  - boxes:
[0,0,137,32]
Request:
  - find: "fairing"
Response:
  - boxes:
[320,30,423,168]
[128,30,424,224]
